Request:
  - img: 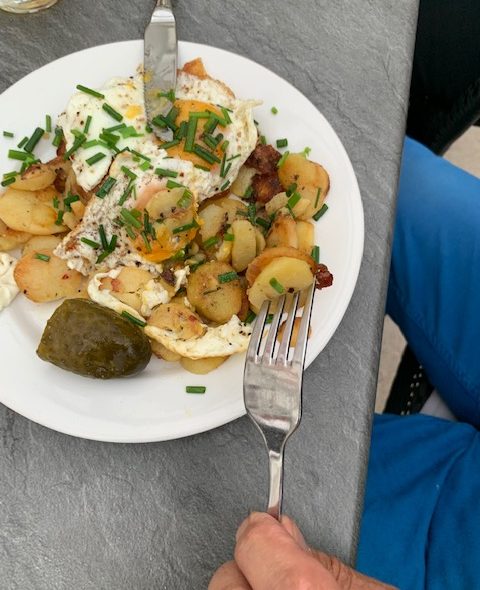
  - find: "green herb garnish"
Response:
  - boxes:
[186,386,206,394]
[96,176,117,198]
[155,168,178,178]
[277,151,289,168]
[269,277,285,294]
[76,84,104,99]
[80,237,101,249]
[313,203,328,221]
[276,138,288,148]
[218,271,239,284]
[3,131,14,138]
[86,152,106,166]
[121,165,137,181]
[203,236,220,249]
[172,220,199,235]
[311,245,320,263]
[271,106,278,114]
[24,127,45,153]
[34,253,50,262]
[102,103,123,122]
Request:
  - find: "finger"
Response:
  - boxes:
[312,551,396,589]
[235,512,331,590]
[208,561,252,590]
[279,515,309,549]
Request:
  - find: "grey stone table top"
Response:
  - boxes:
[0,1,418,588]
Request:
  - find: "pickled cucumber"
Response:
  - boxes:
[37,299,152,379]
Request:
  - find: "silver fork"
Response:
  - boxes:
[244,285,315,520]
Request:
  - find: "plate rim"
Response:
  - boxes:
[0,39,364,443]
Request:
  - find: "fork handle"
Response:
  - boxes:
[267,448,284,520]
[155,0,172,8]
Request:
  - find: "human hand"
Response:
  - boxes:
[209,512,395,589]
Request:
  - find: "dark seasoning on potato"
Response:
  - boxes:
[0,58,334,380]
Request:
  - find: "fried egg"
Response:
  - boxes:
[145,315,252,359]
[56,62,259,275]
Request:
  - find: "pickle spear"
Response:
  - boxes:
[37,299,151,379]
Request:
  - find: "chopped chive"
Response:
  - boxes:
[1,176,16,187]
[247,203,257,224]
[204,116,219,135]
[34,253,50,262]
[109,234,118,251]
[177,191,192,209]
[314,188,322,208]
[121,165,137,180]
[221,107,232,124]
[55,210,64,226]
[86,152,106,166]
[102,103,123,122]
[3,131,14,138]
[286,183,297,197]
[99,131,119,147]
[158,88,176,102]
[287,192,301,210]
[303,146,312,157]
[124,225,136,239]
[259,135,266,145]
[128,149,150,162]
[120,310,147,328]
[170,248,186,262]
[220,140,229,153]
[52,195,59,209]
[255,217,270,230]
[265,314,274,324]
[63,193,80,211]
[220,153,232,178]
[311,245,320,263]
[190,260,206,272]
[203,236,220,249]
[83,115,92,134]
[81,139,100,150]
[96,249,112,264]
[80,237,101,249]
[269,277,285,294]
[245,310,256,324]
[118,181,134,206]
[140,160,150,171]
[174,120,188,140]
[155,167,178,178]
[194,164,209,172]
[244,186,254,199]
[313,203,328,221]
[141,231,152,253]
[45,115,52,133]
[166,179,184,189]
[189,111,212,119]
[17,136,28,149]
[63,134,86,160]
[120,208,143,229]
[227,153,241,162]
[220,180,230,191]
[98,224,109,250]
[184,116,198,152]
[104,123,126,133]
[152,113,178,132]
[24,127,44,153]
[172,220,199,234]
[277,151,290,168]
[161,139,181,150]
[218,271,239,283]
[223,233,234,241]
[271,106,278,114]
[276,138,288,148]
[96,176,117,198]
[202,133,219,151]
[186,386,206,394]
[52,127,64,148]
[76,84,104,99]
[8,149,29,161]
[145,124,153,133]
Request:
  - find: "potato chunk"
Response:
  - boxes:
[247,257,314,312]
[180,356,227,374]
[277,153,330,219]
[147,302,205,340]
[0,218,31,251]
[10,163,56,191]
[186,261,243,324]
[246,246,316,286]
[231,219,256,272]
[266,214,298,248]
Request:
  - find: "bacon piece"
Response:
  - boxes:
[252,172,283,204]
[246,144,281,174]
[315,263,333,290]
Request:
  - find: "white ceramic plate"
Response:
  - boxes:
[0,41,363,442]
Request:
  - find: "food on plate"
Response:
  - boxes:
[37,299,152,379]
[0,57,334,380]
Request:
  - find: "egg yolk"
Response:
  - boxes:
[161,100,227,169]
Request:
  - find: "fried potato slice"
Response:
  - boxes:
[214,197,248,225]
[151,341,182,362]
[247,257,314,312]
[180,355,227,374]
[0,218,31,251]
[296,220,315,254]
[277,153,330,219]
[231,219,256,272]
[10,162,56,191]
[246,246,316,286]
[101,267,155,313]
[22,235,62,256]
[147,302,205,340]
[199,203,226,242]
[14,249,86,302]
[266,214,298,249]
[231,165,257,197]
[0,189,67,235]
[187,261,243,324]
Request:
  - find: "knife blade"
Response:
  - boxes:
[144,0,177,141]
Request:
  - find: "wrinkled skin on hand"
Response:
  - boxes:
[209,512,396,590]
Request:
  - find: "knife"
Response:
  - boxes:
[144,0,177,141]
